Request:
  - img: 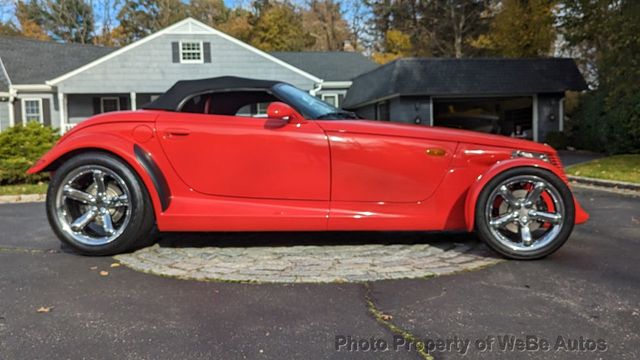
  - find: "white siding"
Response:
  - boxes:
[56,33,316,94]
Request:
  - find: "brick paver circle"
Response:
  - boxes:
[115,237,501,283]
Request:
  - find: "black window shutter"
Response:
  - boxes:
[119,96,129,110]
[172,42,180,63]
[42,98,51,126]
[92,97,101,114]
[14,99,22,122]
[203,42,211,63]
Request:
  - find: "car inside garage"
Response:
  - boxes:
[432,96,534,140]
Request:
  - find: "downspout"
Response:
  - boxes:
[309,81,323,96]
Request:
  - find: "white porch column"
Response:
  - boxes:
[130,92,137,111]
[58,92,66,134]
[8,88,16,127]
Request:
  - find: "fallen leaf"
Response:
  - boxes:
[90,266,98,270]
[380,314,393,321]
[36,306,53,313]
[99,271,109,276]
[110,263,121,268]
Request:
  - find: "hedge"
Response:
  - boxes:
[0,122,59,185]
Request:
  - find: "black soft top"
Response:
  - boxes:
[143,76,282,111]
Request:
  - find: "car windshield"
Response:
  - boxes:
[273,83,357,120]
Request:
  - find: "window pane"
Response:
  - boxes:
[102,98,119,113]
[181,42,202,62]
[24,100,41,122]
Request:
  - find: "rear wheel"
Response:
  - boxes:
[46,152,156,255]
[475,167,575,260]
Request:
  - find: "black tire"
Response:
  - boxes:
[474,167,575,260]
[46,151,156,255]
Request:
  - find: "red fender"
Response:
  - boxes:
[27,131,165,216]
[464,158,589,231]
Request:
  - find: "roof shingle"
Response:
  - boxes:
[0,36,114,85]
[269,51,378,82]
[342,58,589,108]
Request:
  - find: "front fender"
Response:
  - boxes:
[464,158,589,231]
[27,131,165,215]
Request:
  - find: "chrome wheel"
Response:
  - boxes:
[484,175,565,253]
[55,165,131,246]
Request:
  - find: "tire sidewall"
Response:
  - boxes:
[46,152,154,255]
[474,167,576,260]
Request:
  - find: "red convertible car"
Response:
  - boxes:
[28,77,588,259]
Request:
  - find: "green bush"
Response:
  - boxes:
[568,90,640,155]
[544,131,568,150]
[0,122,59,185]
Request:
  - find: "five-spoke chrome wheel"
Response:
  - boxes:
[55,165,132,246]
[484,175,565,253]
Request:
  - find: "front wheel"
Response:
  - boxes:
[46,152,156,255]
[475,167,575,260]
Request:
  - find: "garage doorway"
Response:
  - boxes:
[432,97,534,140]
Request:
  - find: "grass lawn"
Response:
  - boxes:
[565,154,640,184]
[0,183,48,196]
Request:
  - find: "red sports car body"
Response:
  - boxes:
[29,77,588,259]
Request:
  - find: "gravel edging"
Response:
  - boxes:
[568,175,640,192]
[0,193,46,204]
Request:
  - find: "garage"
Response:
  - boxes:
[342,58,588,143]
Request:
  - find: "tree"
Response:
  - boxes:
[303,0,352,51]
[368,0,493,58]
[43,0,95,43]
[372,29,412,63]
[15,0,50,40]
[248,2,314,51]
[0,21,19,36]
[116,0,187,44]
[217,8,252,42]
[472,0,556,57]
[560,0,640,153]
[189,0,229,28]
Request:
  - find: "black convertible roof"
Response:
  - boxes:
[143,76,282,111]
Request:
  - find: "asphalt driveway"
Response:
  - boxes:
[0,187,638,359]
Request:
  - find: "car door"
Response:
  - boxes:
[156,111,330,201]
[317,121,456,203]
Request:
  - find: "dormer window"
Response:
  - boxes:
[180,41,203,63]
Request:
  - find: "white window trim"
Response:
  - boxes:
[179,40,204,64]
[100,97,121,113]
[21,98,43,125]
[321,93,339,107]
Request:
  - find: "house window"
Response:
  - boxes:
[22,99,43,123]
[180,41,203,63]
[321,94,339,107]
[101,97,120,113]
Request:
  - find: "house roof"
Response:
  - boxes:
[342,58,589,109]
[0,36,114,85]
[269,51,378,82]
[0,57,9,92]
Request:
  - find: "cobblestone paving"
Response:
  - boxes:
[115,237,502,283]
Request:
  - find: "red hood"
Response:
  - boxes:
[317,119,552,153]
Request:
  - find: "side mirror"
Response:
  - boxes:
[267,102,305,124]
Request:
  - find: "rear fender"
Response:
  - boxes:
[464,158,588,231]
[28,131,165,215]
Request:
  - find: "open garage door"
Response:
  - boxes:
[433,97,533,140]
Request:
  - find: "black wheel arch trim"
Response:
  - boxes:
[133,144,171,211]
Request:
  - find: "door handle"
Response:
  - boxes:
[164,128,191,137]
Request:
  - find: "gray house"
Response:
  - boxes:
[0,18,376,133]
[342,58,588,142]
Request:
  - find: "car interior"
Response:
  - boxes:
[180,90,279,118]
